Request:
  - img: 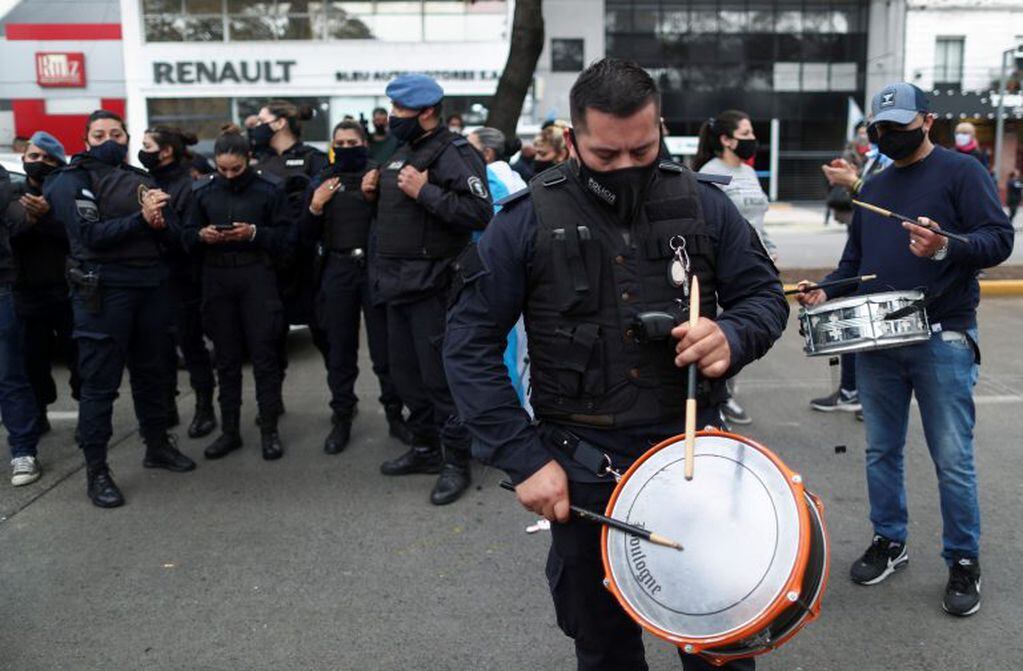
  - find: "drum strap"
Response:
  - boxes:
[540,424,619,479]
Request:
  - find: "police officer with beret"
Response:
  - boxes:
[445,59,788,670]
[6,132,79,437]
[371,74,493,505]
[46,110,196,508]
[302,120,413,454]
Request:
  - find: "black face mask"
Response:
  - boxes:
[571,131,656,224]
[388,114,424,144]
[217,168,254,191]
[876,127,925,161]
[732,138,758,161]
[248,123,275,151]
[23,160,58,184]
[373,123,388,135]
[331,145,369,173]
[137,149,162,171]
[88,140,128,167]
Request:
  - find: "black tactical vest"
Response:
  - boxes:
[322,167,374,252]
[376,128,470,259]
[524,160,721,429]
[79,162,160,265]
[258,143,321,212]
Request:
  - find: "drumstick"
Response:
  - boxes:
[499,481,684,551]
[684,276,699,481]
[784,274,877,295]
[851,199,970,244]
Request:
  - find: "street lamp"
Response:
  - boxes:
[994,43,1023,184]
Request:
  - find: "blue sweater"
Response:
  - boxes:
[825,146,1013,331]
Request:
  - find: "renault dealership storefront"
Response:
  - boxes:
[118,0,512,153]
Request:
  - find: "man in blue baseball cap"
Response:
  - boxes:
[369,72,492,505]
[797,82,1013,617]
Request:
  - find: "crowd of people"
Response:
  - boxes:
[0,58,1018,669]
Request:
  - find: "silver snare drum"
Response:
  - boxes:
[800,290,929,357]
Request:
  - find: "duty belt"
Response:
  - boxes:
[329,247,366,259]
[204,251,268,268]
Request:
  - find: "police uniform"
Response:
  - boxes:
[46,152,196,507]
[374,75,493,505]
[183,169,291,460]
[256,141,330,356]
[149,161,216,438]
[302,162,408,452]
[6,176,80,428]
[445,160,789,670]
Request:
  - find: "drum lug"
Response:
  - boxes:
[602,578,610,589]
[791,474,802,484]
[786,591,800,602]
[683,644,695,654]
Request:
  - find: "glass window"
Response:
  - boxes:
[605,6,632,34]
[802,10,832,34]
[184,16,225,40]
[145,16,186,42]
[633,4,659,34]
[184,0,221,12]
[144,0,181,12]
[829,62,858,91]
[719,4,749,34]
[660,8,687,34]
[147,97,232,149]
[773,62,801,91]
[690,4,717,32]
[551,38,585,73]
[776,5,802,33]
[229,16,276,40]
[934,36,964,87]
[802,62,829,91]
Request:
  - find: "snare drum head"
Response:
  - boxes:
[604,432,806,644]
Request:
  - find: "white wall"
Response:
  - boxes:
[0,38,125,99]
[532,0,605,124]
[904,1,1023,91]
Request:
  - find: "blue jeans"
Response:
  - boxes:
[0,287,40,458]
[857,329,980,562]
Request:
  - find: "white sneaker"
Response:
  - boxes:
[11,456,41,486]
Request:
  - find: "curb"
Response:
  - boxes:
[783,279,1023,299]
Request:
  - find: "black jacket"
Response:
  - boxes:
[183,169,292,258]
[6,177,70,289]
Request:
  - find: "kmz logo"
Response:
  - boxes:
[36,52,86,87]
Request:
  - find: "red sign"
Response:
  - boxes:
[35,52,86,88]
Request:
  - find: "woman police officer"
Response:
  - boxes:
[139,125,217,440]
[183,125,291,462]
[45,109,196,508]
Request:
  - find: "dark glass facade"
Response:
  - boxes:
[606,0,870,200]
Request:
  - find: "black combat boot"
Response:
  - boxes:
[324,414,352,455]
[380,438,443,476]
[87,464,125,508]
[204,412,242,460]
[188,390,217,439]
[260,414,283,461]
[430,445,471,506]
[385,404,414,446]
[143,434,196,472]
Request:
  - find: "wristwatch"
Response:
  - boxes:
[931,237,950,261]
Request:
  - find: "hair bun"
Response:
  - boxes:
[298,105,315,121]
[181,131,199,146]
[219,123,242,135]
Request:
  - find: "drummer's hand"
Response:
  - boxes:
[795,280,828,307]
[515,460,570,523]
[672,317,731,378]
[904,217,945,258]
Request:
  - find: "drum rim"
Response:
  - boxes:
[600,429,813,653]
[799,289,925,315]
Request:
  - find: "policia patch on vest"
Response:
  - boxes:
[468,175,488,199]
[76,190,99,223]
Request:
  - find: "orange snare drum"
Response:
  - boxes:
[601,429,830,665]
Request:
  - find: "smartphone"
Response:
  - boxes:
[214,223,238,231]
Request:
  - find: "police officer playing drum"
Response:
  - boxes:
[444,59,788,670]
[184,126,291,462]
[46,110,196,508]
[138,125,218,440]
[372,74,493,505]
[303,120,413,454]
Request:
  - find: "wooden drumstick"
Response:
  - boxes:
[851,199,970,244]
[499,481,684,551]
[684,276,699,481]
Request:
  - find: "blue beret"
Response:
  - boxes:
[29,131,66,164]
[385,74,444,110]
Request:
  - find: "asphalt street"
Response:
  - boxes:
[2,298,1021,671]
